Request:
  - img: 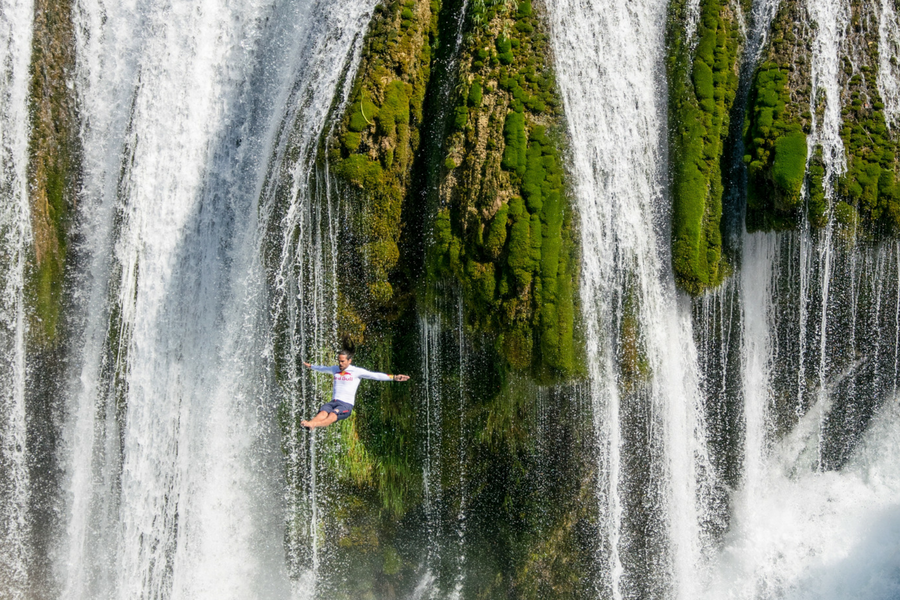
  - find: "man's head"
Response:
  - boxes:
[337,350,353,371]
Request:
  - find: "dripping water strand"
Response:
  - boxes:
[0,0,33,594]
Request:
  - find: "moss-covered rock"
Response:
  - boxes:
[742,0,900,237]
[742,0,813,231]
[26,0,79,348]
[667,0,741,294]
[833,1,900,236]
[328,0,439,319]
[427,0,579,380]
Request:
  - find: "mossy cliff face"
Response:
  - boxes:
[833,0,900,235]
[286,0,589,593]
[327,0,439,334]
[26,0,79,348]
[742,0,814,231]
[307,5,440,588]
[429,0,579,380]
[667,0,741,295]
[742,0,900,236]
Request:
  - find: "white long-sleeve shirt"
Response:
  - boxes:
[310,364,393,405]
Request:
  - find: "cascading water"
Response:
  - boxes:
[418,313,443,575]
[0,0,33,595]
[260,0,376,592]
[1,0,900,594]
[57,0,375,596]
[60,0,300,596]
[878,0,900,129]
[547,0,900,595]
[698,0,900,596]
[546,0,716,597]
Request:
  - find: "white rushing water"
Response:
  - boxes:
[419,314,444,585]
[62,0,296,596]
[705,229,900,599]
[803,0,846,457]
[0,0,32,595]
[259,0,376,592]
[738,233,778,503]
[58,0,376,597]
[704,392,900,600]
[547,0,715,597]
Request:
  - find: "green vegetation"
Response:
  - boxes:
[329,0,439,313]
[26,0,79,348]
[836,68,900,234]
[502,111,527,174]
[743,0,900,237]
[426,0,578,379]
[743,58,809,230]
[742,0,811,231]
[807,146,827,227]
[772,131,808,203]
[667,0,741,294]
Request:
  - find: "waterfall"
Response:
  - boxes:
[738,233,778,501]
[57,0,376,596]
[547,0,716,597]
[700,0,900,591]
[0,0,899,593]
[419,314,443,576]
[0,0,33,595]
[259,0,376,592]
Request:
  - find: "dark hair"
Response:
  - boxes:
[338,349,354,360]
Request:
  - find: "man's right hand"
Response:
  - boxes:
[303,362,311,368]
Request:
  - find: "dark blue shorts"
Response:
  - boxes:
[319,400,354,421]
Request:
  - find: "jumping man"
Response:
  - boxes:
[300,350,410,430]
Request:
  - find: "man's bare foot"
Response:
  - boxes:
[301,420,313,430]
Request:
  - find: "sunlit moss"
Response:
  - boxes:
[425,0,580,376]
[667,0,740,294]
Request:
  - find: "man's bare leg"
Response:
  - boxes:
[301,411,338,430]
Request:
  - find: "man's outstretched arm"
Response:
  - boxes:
[355,367,410,382]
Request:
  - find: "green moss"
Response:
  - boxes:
[327,0,439,316]
[667,0,739,294]
[833,200,856,227]
[501,111,527,176]
[807,147,826,227]
[454,104,469,130]
[483,204,509,258]
[468,79,483,107]
[335,154,385,189]
[834,57,900,235]
[741,0,819,233]
[343,131,362,151]
[425,0,579,379]
[772,131,807,207]
[496,35,514,65]
[376,80,411,138]
[26,0,79,348]
[349,98,378,132]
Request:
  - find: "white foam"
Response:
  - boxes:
[704,399,900,600]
